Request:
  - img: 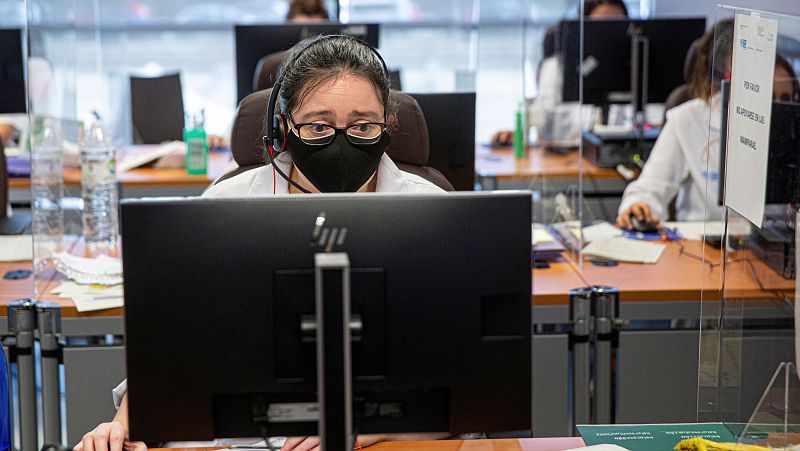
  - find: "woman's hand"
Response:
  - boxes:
[490,130,514,147]
[616,202,660,230]
[74,421,147,451]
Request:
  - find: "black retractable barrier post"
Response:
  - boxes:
[569,287,593,430]
[591,286,619,425]
[8,298,38,450]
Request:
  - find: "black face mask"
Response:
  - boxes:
[286,131,390,193]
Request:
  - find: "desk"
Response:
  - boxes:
[8,149,232,203]
[0,239,126,445]
[475,146,619,184]
[475,146,626,223]
[573,239,794,426]
[2,238,794,442]
[578,240,794,302]
[154,437,588,451]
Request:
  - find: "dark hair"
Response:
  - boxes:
[775,53,800,102]
[583,0,628,17]
[689,19,733,100]
[278,35,393,118]
[286,0,330,20]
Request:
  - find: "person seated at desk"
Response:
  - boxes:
[616,21,799,230]
[490,0,628,146]
[287,0,330,22]
[76,35,444,451]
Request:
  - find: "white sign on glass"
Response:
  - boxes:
[723,11,778,228]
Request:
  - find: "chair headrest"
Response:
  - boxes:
[252,50,292,93]
[230,89,430,168]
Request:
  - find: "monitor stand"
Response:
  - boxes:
[314,252,354,451]
[630,34,650,134]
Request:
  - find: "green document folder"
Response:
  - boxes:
[577,423,737,451]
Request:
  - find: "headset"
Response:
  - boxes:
[261,34,390,193]
[263,34,390,155]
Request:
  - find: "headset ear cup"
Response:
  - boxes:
[272,114,287,152]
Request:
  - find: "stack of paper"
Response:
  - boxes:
[581,222,622,243]
[53,252,122,286]
[582,237,666,264]
[533,223,557,245]
[50,281,123,312]
[0,235,33,262]
[116,141,185,172]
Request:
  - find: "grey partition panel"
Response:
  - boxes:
[533,334,570,437]
[617,330,699,424]
[64,346,126,446]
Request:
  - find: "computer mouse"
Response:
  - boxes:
[629,214,659,233]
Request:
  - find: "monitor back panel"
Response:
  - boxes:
[0,28,25,114]
[121,192,532,442]
[235,24,380,103]
[409,92,476,191]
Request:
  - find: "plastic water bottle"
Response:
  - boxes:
[80,116,119,254]
[31,118,64,269]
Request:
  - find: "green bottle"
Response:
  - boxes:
[513,101,525,159]
[184,111,208,175]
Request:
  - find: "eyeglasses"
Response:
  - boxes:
[289,117,387,146]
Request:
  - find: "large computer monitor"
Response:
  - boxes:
[408,92,476,191]
[559,18,705,105]
[235,23,380,103]
[120,192,532,443]
[719,98,800,206]
[0,28,26,114]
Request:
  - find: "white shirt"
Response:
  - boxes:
[205,152,445,197]
[112,152,443,447]
[618,96,724,222]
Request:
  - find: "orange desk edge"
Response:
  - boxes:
[152,437,587,451]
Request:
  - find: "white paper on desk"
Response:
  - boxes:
[581,222,622,243]
[582,237,666,264]
[50,281,124,312]
[0,235,33,262]
[53,252,123,286]
[724,12,778,228]
[533,223,556,245]
[116,141,185,172]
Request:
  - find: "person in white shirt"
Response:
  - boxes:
[617,21,799,229]
[77,35,444,451]
[490,0,628,146]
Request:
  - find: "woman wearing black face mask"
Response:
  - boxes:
[80,36,448,451]
[204,35,445,196]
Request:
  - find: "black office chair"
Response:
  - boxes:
[0,137,31,234]
[130,72,185,144]
[217,88,454,191]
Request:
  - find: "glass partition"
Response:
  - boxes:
[564,0,743,432]
[699,5,800,446]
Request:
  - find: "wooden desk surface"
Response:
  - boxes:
[578,240,794,302]
[9,148,232,190]
[475,146,619,181]
[0,237,124,318]
[0,240,792,316]
[532,258,587,306]
[152,437,587,451]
